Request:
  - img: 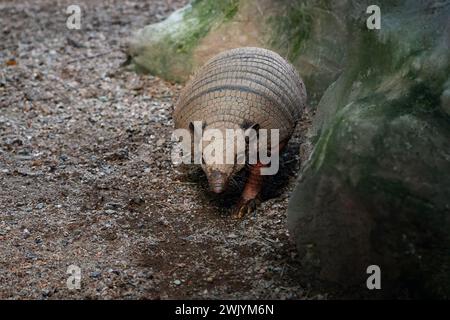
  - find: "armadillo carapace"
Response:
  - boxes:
[173,47,307,218]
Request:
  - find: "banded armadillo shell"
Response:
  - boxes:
[173,47,307,144]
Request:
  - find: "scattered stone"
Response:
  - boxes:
[36,203,44,209]
[23,228,31,239]
[104,202,121,210]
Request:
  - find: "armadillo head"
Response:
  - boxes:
[190,123,257,193]
[201,126,246,194]
[190,123,248,194]
[202,163,239,194]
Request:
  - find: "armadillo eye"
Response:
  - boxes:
[236,153,245,165]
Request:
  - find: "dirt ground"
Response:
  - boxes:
[0,0,317,299]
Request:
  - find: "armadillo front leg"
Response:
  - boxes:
[232,162,266,219]
[232,140,288,218]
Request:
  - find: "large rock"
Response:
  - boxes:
[127,0,352,104]
[127,0,254,82]
[287,0,450,298]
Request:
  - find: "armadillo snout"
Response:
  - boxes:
[208,170,228,194]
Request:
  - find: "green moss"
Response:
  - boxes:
[175,0,239,54]
[394,82,442,114]
[358,80,447,121]
[320,20,449,122]
[129,0,239,82]
[309,106,353,172]
[268,0,313,60]
[309,121,335,172]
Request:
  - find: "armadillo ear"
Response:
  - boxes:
[189,121,206,137]
[242,121,260,137]
[241,120,259,132]
[242,121,260,143]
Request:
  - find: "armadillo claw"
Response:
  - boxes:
[231,198,257,219]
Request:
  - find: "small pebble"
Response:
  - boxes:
[36,203,44,209]
[23,228,31,238]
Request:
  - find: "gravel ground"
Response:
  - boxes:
[0,0,316,299]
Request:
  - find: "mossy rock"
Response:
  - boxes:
[287,0,450,298]
[126,0,351,104]
[127,0,246,82]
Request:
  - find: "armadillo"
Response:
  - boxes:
[173,47,307,218]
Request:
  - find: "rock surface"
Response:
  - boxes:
[287,0,450,298]
[127,0,243,82]
[126,0,350,105]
